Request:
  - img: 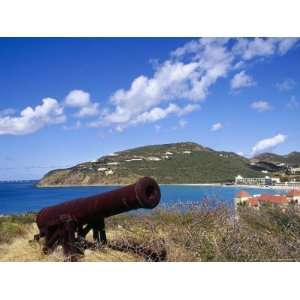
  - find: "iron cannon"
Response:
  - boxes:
[34,177,161,255]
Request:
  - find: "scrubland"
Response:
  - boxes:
[1,202,300,262]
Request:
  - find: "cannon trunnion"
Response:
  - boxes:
[34,177,161,255]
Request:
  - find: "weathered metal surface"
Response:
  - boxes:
[34,177,161,256]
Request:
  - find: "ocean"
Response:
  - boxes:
[0,181,289,215]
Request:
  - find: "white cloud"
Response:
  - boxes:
[276,78,296,91]
[154,124,161,132]
[237,152,244,157]
[251,100,271,112]
[287,96,299,109]
[178,119,187,128]
[230,71,255,90]
[131,103,199,125]
[102,38,232,128]
[233,38,299,60]
[251,134,287,156]
[63,121,81,131]
[211,122,223,131]
[65,90,90,107]
[277,38,299,55]
[88,38,298,131]
[65,89,100,117]
[0,98,66,135]
[75,102,100,117]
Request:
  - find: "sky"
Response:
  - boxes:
[0,37,299,180]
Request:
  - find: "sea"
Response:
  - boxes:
[0,181,290,215]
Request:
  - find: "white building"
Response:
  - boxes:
[165,152,173,155]
[235,175,280,186]
[289,166,300,174]
[107,162,120,166]
[183,151,192,154]
[97,167,108,172]
[105,170,114,176]
[147,156,161,161]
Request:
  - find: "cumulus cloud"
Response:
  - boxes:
[251,100,271,112]
[100,38,232,129]
[251,134,287,156]
[230,71,255,90]
[211,122,223,131]
[233,37,299,60]
[129,103,199,127]
[0,98,66,135]
[65,89,100,117]
[88,38,298,131]
[276,78,296,91]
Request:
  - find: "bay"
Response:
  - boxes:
[0,181,289,215]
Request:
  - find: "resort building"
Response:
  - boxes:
[234,189,300,210]
[235,175,280,186]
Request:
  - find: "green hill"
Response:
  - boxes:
[254,152,300,166]
[38,142,262,186]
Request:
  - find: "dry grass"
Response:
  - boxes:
[1,202,300,262]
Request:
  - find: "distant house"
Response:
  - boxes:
[147,156,161,161]
[105,169,114,176]
[183,151,192,154]
[234,189,300,210]
[108,152,119,156]
[107,162,120,166]
[97,167,108,172]
[165,152,173,155]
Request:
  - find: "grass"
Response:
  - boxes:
[1,203,300,262]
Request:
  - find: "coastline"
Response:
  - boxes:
[36,182,297,190]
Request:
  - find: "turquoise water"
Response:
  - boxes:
[0,181,289,215]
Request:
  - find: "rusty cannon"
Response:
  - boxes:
[34,177,161,256]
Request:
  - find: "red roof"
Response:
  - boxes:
[248,197,258,206]
[236,190,251,198]
[248,194,288,206]
[287,189,300,197]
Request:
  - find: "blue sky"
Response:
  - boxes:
[0,37,299,180]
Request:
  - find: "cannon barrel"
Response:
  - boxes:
[37,177,160,229]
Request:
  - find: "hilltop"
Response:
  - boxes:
[38,142,262,186]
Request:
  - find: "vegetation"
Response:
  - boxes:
[38,142,262,186]
[254,151,300,165]
[1,203,300,262]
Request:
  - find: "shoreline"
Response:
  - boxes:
[36,182,298,190]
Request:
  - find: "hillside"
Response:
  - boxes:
[253,152,300,166]
[38,142,262,186]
